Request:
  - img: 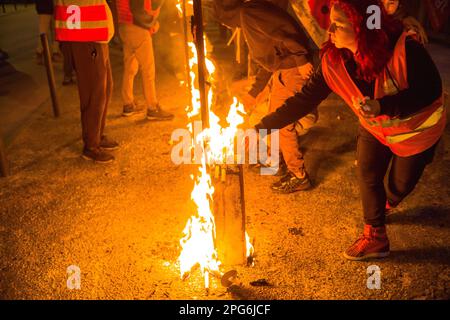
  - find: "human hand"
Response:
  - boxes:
[352,96,381,118]
[150,21,160,34]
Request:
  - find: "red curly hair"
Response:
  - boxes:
[321,0,403,82]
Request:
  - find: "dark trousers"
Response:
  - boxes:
[59,42,75,78]
[357,126,438,226]
[62,42,112,150]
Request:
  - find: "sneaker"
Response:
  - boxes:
[271,171,312,194]
[82,148,115,163]
[344,225,390,261]
[122,103,145,117]
[99,136,119,151]
[147,105,174,121]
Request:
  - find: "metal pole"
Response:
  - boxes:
[238,164,246,220]
[40,33,60,118]
[192,0,209,128]
[0,137,9,177]
[181,0,192,101]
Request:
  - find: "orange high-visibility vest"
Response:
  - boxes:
[322,32,446,157]
[54,0,110,42]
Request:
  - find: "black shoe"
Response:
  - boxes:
[122,103,145,117]
[99,136,119,151]
[147,105,174,121]
[271,171,311,194]
[82,148,115,163]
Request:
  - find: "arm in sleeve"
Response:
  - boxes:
[130,0,157,30]
[240,2,309,66]
[379,38,442,118]
[255,64,332,130]
[248,67,273,98]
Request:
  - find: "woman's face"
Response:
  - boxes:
[382,0,399,15]
[328,4,358,53]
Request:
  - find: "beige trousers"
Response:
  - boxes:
[119,23,158,109]
[269,67,308,177]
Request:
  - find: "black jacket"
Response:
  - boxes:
[214,0,311,98]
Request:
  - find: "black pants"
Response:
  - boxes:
[62,42,112,150]
[357,126,438,226]
[59,42,75,78]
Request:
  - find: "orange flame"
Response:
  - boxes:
[177,5,253,288]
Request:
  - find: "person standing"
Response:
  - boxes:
[117,0,174,120]
[215,0,317,194]
[35,0,63,65]
[253,0,445,260]
[55,0,119,163]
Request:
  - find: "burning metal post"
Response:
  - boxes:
[192,0,209,128]
[189,0,248,267]
[180,0,192,99]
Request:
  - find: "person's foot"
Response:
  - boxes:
[122,103,145,117]
[147,105,174,121]
[82,148,115,163]
[343,225,390,261]
[271,171,311,194]
[99,136,119,151]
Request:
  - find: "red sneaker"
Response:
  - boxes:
[344,225,390,261]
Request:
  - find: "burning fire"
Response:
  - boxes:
[175,0,193,18]
[176,2,253,288]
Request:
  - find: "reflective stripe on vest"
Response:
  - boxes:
[385,104,444,144]
[54,0,109,42]
[322,32,445,156]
